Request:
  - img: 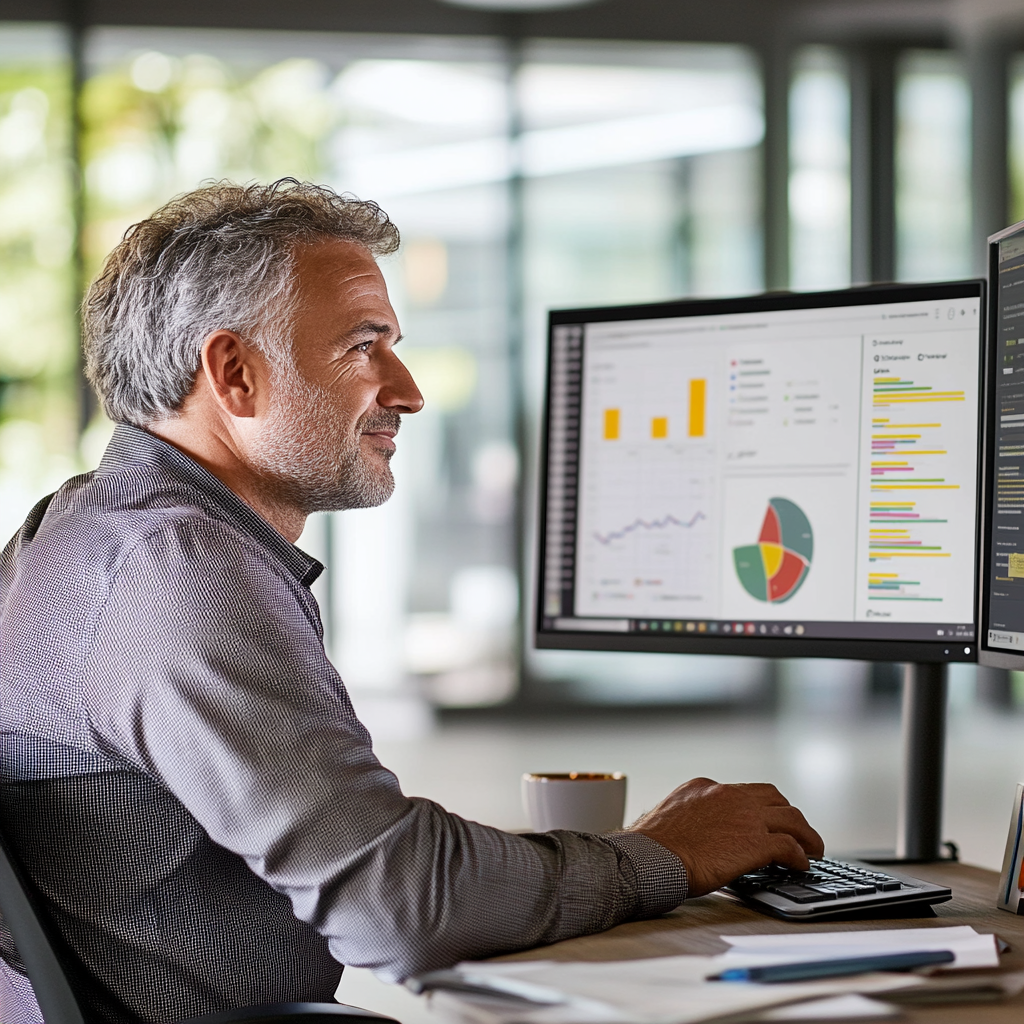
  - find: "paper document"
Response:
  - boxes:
[719,926,999,971]
[423,955,923,1024]
[754,994,899,1020]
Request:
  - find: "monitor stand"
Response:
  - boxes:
[859,662,958,866]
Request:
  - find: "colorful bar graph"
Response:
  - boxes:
[873,376,965,406]
[869,406,957,492]
[603,408,620,440]
[688,379,706,437]
[651,416,668,439]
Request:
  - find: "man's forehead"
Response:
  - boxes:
[294,240,393,309]
[294,237,380,279]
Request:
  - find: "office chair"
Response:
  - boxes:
[0,820,400,1024]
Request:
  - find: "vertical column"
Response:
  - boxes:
[967,31,1011,274]
[761,38,791,292]
[501,18,532,701]
[850,44,898,285]
[67,0,94,434]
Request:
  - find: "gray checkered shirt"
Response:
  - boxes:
[0,424,686,1024]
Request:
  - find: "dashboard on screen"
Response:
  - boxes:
[537,283,983,662]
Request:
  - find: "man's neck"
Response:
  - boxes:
[148,418,307,544]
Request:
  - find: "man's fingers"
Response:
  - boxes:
[766,833,812,872]
[764,806,825,857]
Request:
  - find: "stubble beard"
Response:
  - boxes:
[248,363,401,514]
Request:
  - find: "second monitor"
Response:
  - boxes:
[537,281,984,664]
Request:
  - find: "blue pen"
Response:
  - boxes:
[708,949,955,983]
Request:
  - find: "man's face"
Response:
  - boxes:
[247,239,423,513]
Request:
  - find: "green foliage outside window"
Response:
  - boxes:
[0,54,76,540]
[80,52,338,282]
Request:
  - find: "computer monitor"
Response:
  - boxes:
[981,219,1024,668]
[536,282,984,665]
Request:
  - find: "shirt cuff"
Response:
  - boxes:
[600,831,688,917]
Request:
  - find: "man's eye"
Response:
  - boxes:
[353,341,373,353]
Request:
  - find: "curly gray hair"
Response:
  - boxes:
[83,178,400,425]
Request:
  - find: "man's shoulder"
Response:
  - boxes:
[4,460,271,602]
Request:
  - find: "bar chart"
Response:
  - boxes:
[600,379,707,445]
[576,333,719,618]
[854,352,978,621]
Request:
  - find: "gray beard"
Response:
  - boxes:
[248,366,400,514]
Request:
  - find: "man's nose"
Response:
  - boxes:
[379,352,424,414]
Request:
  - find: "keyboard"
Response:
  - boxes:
[720,857,952,920]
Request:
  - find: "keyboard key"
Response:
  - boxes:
[877,881,902,891]
[770,884,836,904]
[806,886,839,900]
[853,884,877,895]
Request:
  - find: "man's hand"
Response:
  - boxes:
[630,778,824,898]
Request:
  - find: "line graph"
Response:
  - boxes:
[594,510,707,546]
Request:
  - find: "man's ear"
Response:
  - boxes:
[199,330,266,419]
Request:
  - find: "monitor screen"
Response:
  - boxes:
[537,283,983,663]
[981,221,1024,667]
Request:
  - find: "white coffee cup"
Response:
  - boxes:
[521,772,627,833]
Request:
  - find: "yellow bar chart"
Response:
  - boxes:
[602,378,706,442]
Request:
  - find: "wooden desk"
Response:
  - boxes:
[495,863,1024,1023]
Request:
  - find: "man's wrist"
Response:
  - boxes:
[600,830,688,917]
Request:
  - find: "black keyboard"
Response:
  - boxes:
[721,857,952,920]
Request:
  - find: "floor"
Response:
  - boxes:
[335,677,1024,1021]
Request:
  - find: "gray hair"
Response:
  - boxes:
[83,178,400,425]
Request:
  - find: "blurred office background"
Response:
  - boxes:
[2,0,1024,886]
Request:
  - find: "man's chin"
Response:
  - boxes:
[324,468,395,512]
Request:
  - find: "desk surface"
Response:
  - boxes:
[495,862,1024,1023]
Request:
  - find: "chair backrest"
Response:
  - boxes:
[0,809,398,1024]
[0,822,86,1024]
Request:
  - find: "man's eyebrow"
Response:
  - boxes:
[349,320,402,342]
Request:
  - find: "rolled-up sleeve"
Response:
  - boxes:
[82,516,686,982]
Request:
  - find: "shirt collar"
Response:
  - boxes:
[98,423,324,587]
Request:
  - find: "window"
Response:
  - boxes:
[789,46,850,291]
[896,50,971,282]
[0,24,74,543]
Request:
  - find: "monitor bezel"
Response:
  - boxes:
[979,221,1024,669]
[534,280,986,664]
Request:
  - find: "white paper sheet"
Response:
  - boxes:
[752,994,899,1020]
[719,926,1000,970]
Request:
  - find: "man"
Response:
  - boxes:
[0,180,822,1024]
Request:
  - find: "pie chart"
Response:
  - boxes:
[733,497,813,603]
